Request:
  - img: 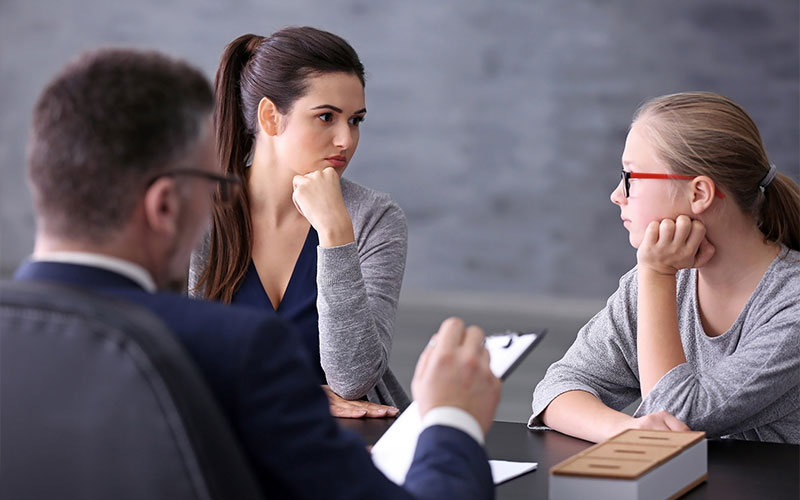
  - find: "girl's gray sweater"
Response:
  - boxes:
[530,247,800,444]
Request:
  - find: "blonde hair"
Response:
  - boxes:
[633,91,800,251]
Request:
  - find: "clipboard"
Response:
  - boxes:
[485,329,547,380]
[371,327,547,485]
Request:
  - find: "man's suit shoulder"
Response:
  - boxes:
[114,290,285,338]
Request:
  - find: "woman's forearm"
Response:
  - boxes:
[317,243,393,399]
[317,192,407,400]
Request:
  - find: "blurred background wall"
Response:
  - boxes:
[1,0,798,420]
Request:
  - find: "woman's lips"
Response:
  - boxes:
[325,156,347,168]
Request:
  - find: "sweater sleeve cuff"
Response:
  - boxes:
[421,406,484,445]
[316,242,361,285]
[635,363,693,416]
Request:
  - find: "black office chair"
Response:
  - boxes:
[0,281,265,500]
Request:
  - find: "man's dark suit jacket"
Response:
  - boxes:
[14,261,493,500]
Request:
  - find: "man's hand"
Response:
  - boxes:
[637,215,715,275]
[323,385,399,419]
[411,317,501,434]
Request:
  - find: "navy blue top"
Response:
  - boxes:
[231,227,326,383]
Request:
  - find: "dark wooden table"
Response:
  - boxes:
[338,418,800,499]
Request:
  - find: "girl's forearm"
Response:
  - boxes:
[541,390,634,443]
[637,269,685,397]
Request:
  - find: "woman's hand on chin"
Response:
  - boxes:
[292,168,355,247]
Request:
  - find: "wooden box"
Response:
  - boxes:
[549,429,707,500]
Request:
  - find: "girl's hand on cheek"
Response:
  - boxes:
[637,215,716,276]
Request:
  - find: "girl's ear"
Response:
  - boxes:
[689,175,716,215]
[257,97,281,136]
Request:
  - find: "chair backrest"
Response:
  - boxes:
[0,281,265,500]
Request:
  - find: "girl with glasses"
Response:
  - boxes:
[530,92,800,444]
[189,27,409,416]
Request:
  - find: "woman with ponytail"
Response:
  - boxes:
[530,92,800,444]
[190,27,410,415]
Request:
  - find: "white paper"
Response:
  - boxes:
[371,331,542,485]
[489,460,538,485]
[371,408,538,486]
[370,402,422,484]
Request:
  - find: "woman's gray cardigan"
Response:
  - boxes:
[189,178,410,409]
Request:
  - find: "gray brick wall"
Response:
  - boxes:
[2,0,798,300]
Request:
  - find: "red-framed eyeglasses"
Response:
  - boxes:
[620,170,725,199]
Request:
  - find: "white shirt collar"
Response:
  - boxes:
[32,251,157,293]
